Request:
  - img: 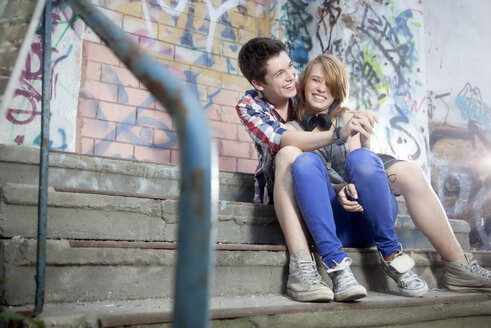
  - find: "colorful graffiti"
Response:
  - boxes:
[0,2,83,151]
[429,83,491,250]
[78,0,266,165]
[273,0,429,172]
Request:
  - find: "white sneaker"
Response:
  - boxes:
[326,257,367,302]
[287,250,334,302]
[442,254,491,292]
[379,248,428,297]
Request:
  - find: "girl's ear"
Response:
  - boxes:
[251,79,264,91]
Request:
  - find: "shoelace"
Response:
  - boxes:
[334,267,358,289]
[397,270,424,288]
[298,261,322,284]
[466,260,491,278]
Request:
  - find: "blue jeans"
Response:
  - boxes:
[291,148,400,267]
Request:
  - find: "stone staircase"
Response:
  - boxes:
[1,144,490,327]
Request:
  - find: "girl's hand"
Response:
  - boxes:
[340,110,378,142]
[337,183,364,212]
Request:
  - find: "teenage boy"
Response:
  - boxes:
[235,37,491,302]
[235,37,373,301]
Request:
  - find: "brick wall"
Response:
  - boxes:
[76,0,269,174]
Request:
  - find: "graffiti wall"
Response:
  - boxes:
[0,2,84,152]
[1,1,490,248]
[424,0,491,250]
[272,0,429,174]
[77,0,267,173]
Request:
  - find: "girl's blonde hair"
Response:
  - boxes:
[295,53,349,124]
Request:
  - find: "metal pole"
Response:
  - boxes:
[65,1,217,327]
[35,0,52,316]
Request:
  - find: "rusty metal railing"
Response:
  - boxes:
[36,1,217,326]
[35,0,52,316]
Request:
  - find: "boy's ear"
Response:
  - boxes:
[251,79,264,91]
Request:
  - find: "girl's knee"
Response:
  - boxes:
[291,153,325,177]
[345,148,382,176]
[387,161,427,193]
[275,146,302,167]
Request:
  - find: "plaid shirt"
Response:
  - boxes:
[236,89,295,204]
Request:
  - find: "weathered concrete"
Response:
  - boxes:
[0,183,470,248]
[0,144,254,202]
[8,291,491,328]
[3,238,490,307]
[0,183,283,244]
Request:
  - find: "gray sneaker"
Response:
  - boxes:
[326,257,367,301]
[379,248,428,297]
[287,249,334,302]
[442,254,491,292]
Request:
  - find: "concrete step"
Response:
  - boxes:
[0,144,254,203]
[2,238,490,307]
[8,291,491,327]
[0,183,471,249]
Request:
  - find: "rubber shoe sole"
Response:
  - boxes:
[446,284,491,293]
[334,284,367,302]
[287,288,334,302]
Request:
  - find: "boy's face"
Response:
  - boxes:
[252,51,297,105]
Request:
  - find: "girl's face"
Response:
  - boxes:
[303,63,334,115]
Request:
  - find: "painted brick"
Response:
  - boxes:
[210,55,237,74]
[83,28,101,43]
[237,28,251,44]
[175,45,209,66]
[134,145,171,164]
[209,120,237,140]
[171,150,180,165]
[196,84,209,103]
[237,125,252,142]
[137,108,174,131]
[148,5,175,28]
[220,140,254,158]
[204,104,222,121]
[248,142,258,160]
[222,73,251,92]
[93,0,142,18]
[192,67,222,88]
[122,16,159,38]
[222,105,241,124]
[97,6,124,27]
[157,58,189,82]
[78,97,99,118]
[237,158,258,174]
[222,40,240,58]
[153,128,177,150]
[93,140,134,159]
[139,36,174,61]
[219,156,237,172]
[214,22,239,44]
[80,80,119,103]
[227,10,250,30]
[85,61,102,81]
[84,41,119,66]
[79,118,117,140]
[116,123,154,146]
[98,102,137,125]
[157,24,186,44]
[189,2,207,20]
[211,88,238,107]
[80,137,94,155]
[118,86,156,108]
[101,65,140,88]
